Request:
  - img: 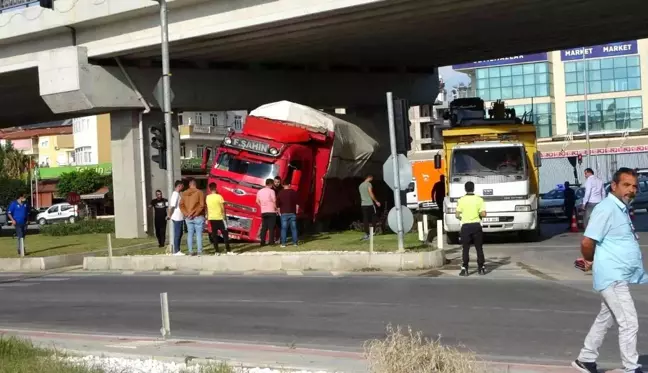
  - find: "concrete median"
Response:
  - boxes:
[83,250,445,272]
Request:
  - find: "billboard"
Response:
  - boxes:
[561,40,638,61]
[452,53,548,70]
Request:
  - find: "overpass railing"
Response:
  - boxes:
[0,0,38,14]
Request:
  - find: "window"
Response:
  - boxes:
[215,153,279,184]
[510,103,553,138]
[474,62,551,101]
[452,146,526,176]
[234,115,243,131]
[196,144,205,159]
[180,143,186,158]
[564,56,641,96]
[566,96,643,133]
[284,161,302,186]
[210,113,218,126]
[74,146,92,165]
[195,112,203,125]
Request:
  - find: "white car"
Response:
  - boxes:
[37,203,79,225]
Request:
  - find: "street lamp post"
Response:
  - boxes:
[155,0,175,250]
[582,47,591,168]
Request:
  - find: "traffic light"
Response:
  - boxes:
[39,0,54,9]
[150,124,167,170]
[577,154,583,165]
[392,98,411,155]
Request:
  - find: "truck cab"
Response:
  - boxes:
[437,98,542,243]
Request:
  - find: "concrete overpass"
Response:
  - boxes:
[1,0,647,238]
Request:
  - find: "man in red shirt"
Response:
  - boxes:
[277,181,299,247]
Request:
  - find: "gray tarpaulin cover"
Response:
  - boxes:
[250,101,388,179]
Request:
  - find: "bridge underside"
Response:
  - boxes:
[2,0,648,125]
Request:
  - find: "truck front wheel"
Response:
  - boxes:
[446,232,460,245]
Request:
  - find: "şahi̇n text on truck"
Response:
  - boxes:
[201,101,389,242]
[434,98,543,244]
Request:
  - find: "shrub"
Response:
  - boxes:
[41,219,115,236]
[364,325,480,373]
[0,337,103,373]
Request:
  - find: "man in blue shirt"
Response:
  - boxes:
[8,193,30,255]
[572,168,644,373]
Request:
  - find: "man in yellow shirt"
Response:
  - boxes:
[206,182,230,254]
[456,181,486,276]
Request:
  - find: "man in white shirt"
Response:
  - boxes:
[168,180,185,255]
[582,168,606,229]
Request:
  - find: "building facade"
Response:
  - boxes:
[72,114,112,166]
[178,110,247,161]
[451,39,648,191]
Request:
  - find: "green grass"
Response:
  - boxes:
[0,233,155,258]
[118,230,429,256]
[0,337,104,373]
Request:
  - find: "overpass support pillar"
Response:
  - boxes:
[110,110,181,239]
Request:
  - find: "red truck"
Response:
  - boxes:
[201,101,390,242]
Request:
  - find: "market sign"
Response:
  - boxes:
[452,53,548,70]
[541,145,648,159]
[36,163,112,180]
[561,40,638,61]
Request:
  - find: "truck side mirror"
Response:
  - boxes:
[201,147,212,170]
[434,154,442,170]
[291,169,302,187]
[534,151,542,168]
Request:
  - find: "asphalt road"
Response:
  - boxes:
[3,274,648,365]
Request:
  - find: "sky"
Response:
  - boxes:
[439,66,471,88]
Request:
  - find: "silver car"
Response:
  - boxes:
[0,206,7,226]
[539,187,585,221]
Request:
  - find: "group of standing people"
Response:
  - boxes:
[149,178,231,256]
[563,168,607,230]
[256,176,300,247]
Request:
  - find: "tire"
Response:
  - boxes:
[38,218,47,226]
[68,216,76,224]
[446,232,460,245]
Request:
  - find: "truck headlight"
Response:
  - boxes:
[224,137,232,145]
[515,205,531,212]
[446,207,456,214]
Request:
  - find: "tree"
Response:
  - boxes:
[0,177,29,207]
[0,142,32,180]
[57,169,111,197]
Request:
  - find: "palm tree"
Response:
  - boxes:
[0,142,32,180]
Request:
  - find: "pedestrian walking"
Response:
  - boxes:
[359,174,381,240]
[564,181,577,231]
[179,178,205,256]
[582,168,606,229]
[8,193,30,255]
[149,190,169,248]
[456,181,486,276]
[277,180,299,247]
[206,182,230,254]
[168,180,185,255]
[257,178,277,246]
[572,167,644,373]
[432,175,446,218]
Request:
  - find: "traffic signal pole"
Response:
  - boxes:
[386,92,405,253]
[157,0,175,250]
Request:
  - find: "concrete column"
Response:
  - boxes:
[110,110,181,239]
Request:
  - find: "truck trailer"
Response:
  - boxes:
[437,98,542,243]
[201,101,391,242]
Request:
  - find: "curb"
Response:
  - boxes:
[0,242,157,272]
[83,250,446,272]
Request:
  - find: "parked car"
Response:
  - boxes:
[36,203,79,225]
[539,186,586,226]
[603,178,648,211]
[0,206,7,226]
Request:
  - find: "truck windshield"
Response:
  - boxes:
[215,153,278,183]
[452,146,525,176]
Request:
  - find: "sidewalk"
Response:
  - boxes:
[0,328,625,373]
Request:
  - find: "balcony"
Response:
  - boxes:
[179,124,229,141]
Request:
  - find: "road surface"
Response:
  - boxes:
[2,273,648,366]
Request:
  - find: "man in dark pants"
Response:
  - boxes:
[564,181,576,231]
[432,175,446,218]
[456,181,486,276]
[8,193,30,255]
[257,178,277,246]
[273,176,284,239]
[149,190,169,247]
[358,174,381,240]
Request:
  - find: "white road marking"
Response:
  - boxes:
[199,271,214,276]
[159,271,175,276]
[122,271,136,275]
[0,283,35,287]
[286,271,303,276]
[23,277,70,282]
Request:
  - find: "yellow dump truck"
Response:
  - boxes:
[434,98,542,243]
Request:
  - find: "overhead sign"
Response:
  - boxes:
[561,40,638,61]
[541,145,648,159]
[452,53,548,70]
[383,154,412,191]
[37,163,113,180]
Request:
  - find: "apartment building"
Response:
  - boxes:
[177,110,247,165]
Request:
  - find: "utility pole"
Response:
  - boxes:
[386,92,405,252]
[156,0,175,249]
[582,47,591,168]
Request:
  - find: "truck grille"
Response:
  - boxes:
[226,215,252,231]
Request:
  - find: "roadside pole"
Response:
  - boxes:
[386,92,405,252]
[156,0,175,250]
